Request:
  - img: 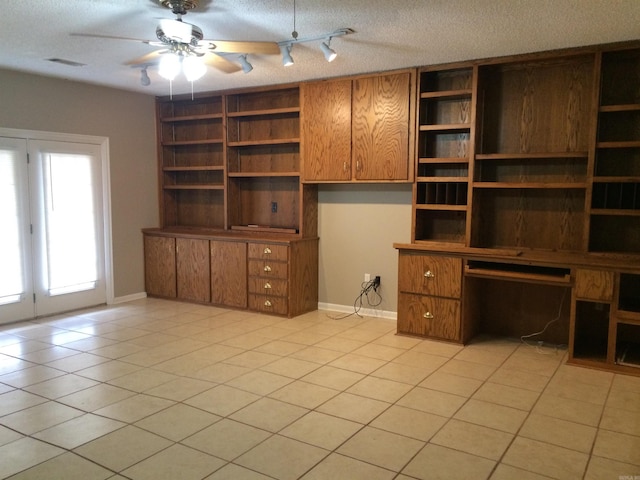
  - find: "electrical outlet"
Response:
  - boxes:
[271,202,278,213]
[364,273,370,282]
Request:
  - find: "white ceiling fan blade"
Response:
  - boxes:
[199,39,280,55]
[124,50,169,66]
[202,53,242,74]
[70,32,153,44]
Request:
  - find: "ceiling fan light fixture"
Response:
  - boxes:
[280,44,294,67]
[320,41,337,62]
[159,53,181,80]
[239,55,253,74]
[183,55,206,81]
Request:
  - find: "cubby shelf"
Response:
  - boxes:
[420,89,472,99]
[163,185,225,190]
[161,113,224,122]
[473,182,587,189]
[162,139,224,146]
[227,139,300,147]
[228,172,300,178]
[163,166,224,172]
[226,107,300,117]
[419,124,470,131]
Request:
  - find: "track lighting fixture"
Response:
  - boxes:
[277,29,353,66]
[320,40,337,62]
[140,67,151,86]
[238,55,253,73]
[280,44,294,67]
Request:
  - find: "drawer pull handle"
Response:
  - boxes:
[423,312,434,319]
[264,282,272,289]
[264,265,272,272]
[264,300,272,307]
[424,270,435,278]
[263,247,272,255]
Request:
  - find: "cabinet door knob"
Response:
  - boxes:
[264,300,272,307]
[424,270,435,278]
[356,160,361,171]
[263,247,271,255]
[264,265,272,272]
[423,312,434,319]
[264,282,272,289]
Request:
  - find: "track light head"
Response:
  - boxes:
[140,67,151,86]
[238,55,253,74]
[280,44,294,67]
[320,41,337,62]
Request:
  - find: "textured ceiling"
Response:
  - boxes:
[2,0,639,96]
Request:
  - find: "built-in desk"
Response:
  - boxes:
[394,243,640,376]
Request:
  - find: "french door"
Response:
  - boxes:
[0,134,108,324]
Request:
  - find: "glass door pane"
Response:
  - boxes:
[0,137,34,323]
[29,140,106,317]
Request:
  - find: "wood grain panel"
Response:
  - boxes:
[248,277,288,296]
[176,237,210,302]
[248,243,288,261]
[397,293,461,341]
[352,72,411,180]
[211,240,247,308]
[144,235,176,298]
[288,239,319,317]
[248,294,288,315]
[575,269,615,301]
[248,260,288,279]
[479,57,594,154]
[398,252,462,297]
[301,79,352,181]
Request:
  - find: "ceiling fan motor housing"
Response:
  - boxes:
[157,20,203,45]
[159,0,198,16]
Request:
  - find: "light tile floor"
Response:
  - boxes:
[1,298,639,479]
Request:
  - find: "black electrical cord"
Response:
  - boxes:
[327,279,382,320]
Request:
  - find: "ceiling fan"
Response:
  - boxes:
[73,0,280,76]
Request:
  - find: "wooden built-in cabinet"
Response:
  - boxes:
[399,41,640,376]
[144,230,318,318]
[150,85,318,317]
[210,240,247,309]
[144,235,176,299]
[301,70,416,182]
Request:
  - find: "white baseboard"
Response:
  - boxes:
[317,302,397,321]
[109,292,147,305]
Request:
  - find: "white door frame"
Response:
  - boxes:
[0,127,114,309]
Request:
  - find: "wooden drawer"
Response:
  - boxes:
[249,277,288,296]
[398,253,462,298]
[248,259,288,279]
[249,294,288,315]
[397,293,461,341]
[248,243,288,261]
[575,269,615,302]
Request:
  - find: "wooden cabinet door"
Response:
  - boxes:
[176,238,210,303]
[211,240,247,308]
[301,79,352,181]
[352,72,412,181]
[144,235,176,298]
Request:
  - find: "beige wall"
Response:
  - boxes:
[0,69,158,299]
[318,184,412,316]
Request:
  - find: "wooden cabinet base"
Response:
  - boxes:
[144,230,318,318]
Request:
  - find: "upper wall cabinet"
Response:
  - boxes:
[301,70,416,183]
